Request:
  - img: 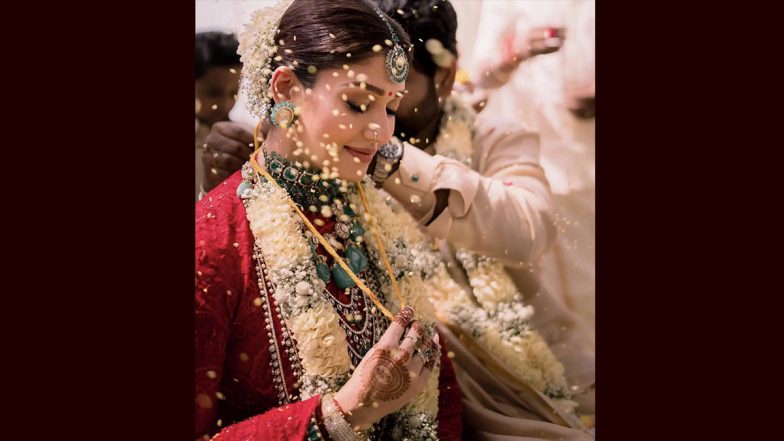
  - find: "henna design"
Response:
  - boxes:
[360,349,411,402]
[393,306,415,327]
[417,340,439,370]
[424,351,438,370]
[395,347,411,364]
[408,321,424,349]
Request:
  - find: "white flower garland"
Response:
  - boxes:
[240,167,441,439]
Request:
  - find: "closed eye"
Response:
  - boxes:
[346,101,366,113]
[346,101,397,117]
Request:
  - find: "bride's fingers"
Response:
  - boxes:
[378,306,414,348]
[398,320,423,360]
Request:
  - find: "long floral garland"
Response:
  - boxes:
[239,164,440,440]
[425,94,573,402]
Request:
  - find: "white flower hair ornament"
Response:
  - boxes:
[237,0,295,121]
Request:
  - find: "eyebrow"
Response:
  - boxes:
[340,81,388,97]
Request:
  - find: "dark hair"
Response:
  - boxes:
[272,0,413,89]
[374,0,458,77]
[195,32,241,79]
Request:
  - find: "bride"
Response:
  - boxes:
[195,0,462,440]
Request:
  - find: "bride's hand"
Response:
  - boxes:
[332,306,440,431]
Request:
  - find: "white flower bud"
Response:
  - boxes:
[296,281,310,295]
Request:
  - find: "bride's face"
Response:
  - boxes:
[289,55,405,182]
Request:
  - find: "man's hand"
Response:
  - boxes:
[201,121,255,193]
[500,26,566,70]
[524,26,566,58]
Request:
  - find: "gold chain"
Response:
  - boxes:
[356,185,402,304]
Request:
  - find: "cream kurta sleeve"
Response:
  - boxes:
[383,115,555,267]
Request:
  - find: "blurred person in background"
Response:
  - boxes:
[469,0,596,344]
[195,31,241,201]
